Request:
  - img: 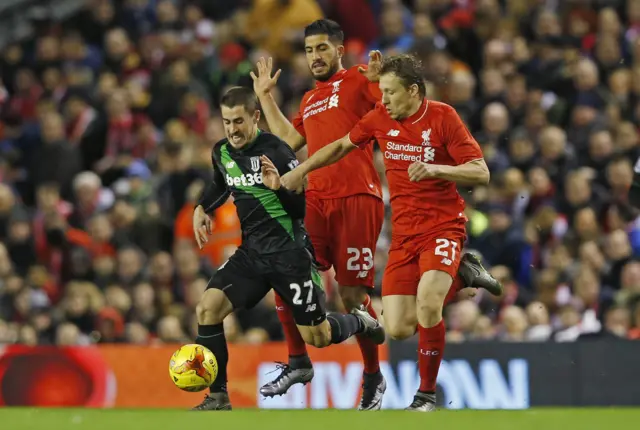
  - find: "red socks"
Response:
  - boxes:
[417,320,446,393]
[275,293,308,356]
[415,275,458,391]
[355,295,380,374]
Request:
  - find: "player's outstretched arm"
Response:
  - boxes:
[281,135,355,191]
[251,57,306,151]
[408,158,490,185]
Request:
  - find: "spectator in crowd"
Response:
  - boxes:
[3,0,640,346]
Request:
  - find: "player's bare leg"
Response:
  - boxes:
[408,270,453,412]
[382,295,417,341]
[339,285,386,411]
[192,288,233,411]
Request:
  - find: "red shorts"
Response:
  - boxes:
[305,194,384,287]
[382,227,466,296]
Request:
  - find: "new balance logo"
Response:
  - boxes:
[423,147,435,163]
[332,79,343,93]
[287,159,300,170]
[356,270,369,279]
[226,161,235,169]
[328,94,339,109]
[440,257,452,266]
[387,129,400,137]
[305,304,317,312]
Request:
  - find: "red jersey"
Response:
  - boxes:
[293,66,382,200]
[348,100,483,239]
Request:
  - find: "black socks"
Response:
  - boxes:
[196,323,228,393]
[327,312,363,344]
[289,354,312,369]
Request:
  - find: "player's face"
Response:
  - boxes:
[304,34,343,82]
[221,105,260,149]
[380,73,420,120]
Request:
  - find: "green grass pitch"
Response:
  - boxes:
[1,408,639,430]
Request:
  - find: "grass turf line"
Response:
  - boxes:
[1,408,639,430]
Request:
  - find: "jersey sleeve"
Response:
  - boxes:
[292,106,307,138]
[270,141,306,219]
[443,105,484,165]
[197,147,231,214]
[347,106,380,148]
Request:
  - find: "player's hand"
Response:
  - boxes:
[281,169,306,194]
[260,155,281,190]
[193,205,213,249]
[358,50,383,82]
[250,57,282,97]
[408,161,441,182]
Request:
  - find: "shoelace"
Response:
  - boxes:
[408,395,427,408]
[266,362,293,385]
[194,395,216,410]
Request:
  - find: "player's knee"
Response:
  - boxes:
[310,335,331,348]
[338,285,368,311]
[416,296,444,318]
[196,289,232,325]
[385,320,416,340]
[302,324,332,348]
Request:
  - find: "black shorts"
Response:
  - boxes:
[207,246,327,326]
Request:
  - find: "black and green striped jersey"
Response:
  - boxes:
[197,130,309,254]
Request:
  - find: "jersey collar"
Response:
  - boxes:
[401,99,429,125]
[315,68,347,88]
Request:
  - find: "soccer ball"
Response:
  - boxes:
[169,344,218,392]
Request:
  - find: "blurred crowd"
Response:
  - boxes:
[2,0,640,346]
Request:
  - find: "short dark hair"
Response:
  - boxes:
[304,19,344,43]
[380,54,427,98]
[220,86,258,113]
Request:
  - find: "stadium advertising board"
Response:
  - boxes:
[0,341,639,408]
[388,339,640,408]
[0,343,388,408]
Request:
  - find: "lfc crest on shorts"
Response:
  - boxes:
[250,156,260,172]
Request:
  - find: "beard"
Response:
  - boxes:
[311,61,340,82]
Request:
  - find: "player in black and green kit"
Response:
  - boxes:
[191,87,385,411]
